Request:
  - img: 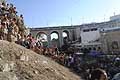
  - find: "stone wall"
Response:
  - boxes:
[101,29,120,53]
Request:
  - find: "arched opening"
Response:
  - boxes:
[36,32,48,47]
[63,32,67,38]
[63,30,69,44]
[50,31,59,47]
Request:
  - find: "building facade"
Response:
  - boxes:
[30,14,120,53]
[100,27,120,54]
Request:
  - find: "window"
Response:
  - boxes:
[83,29,90,32]
[91,28,97,31]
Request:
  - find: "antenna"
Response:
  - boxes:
[71,17,72,26]
[46,21,48,27]
[104,14,105,22]
[114,12,115,16]
[82,17,84,24]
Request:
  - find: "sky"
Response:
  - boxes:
[7,0,120,28]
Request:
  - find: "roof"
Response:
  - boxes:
[101,27,120,33]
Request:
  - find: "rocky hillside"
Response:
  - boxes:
[0,40,81,80]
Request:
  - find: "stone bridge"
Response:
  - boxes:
[30,26,81,48]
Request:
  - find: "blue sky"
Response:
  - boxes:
[7,0,120,28]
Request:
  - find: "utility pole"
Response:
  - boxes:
[104,14,105,22]
[113,12,116,16]
[71,17,72,26]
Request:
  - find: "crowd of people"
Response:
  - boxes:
[18,36,120,80]
[26,42,119,80]
[0,1,120,80]
[0,1,26,42]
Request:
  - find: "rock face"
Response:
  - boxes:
[0,40,81,80]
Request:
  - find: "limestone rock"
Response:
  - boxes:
[0,40,81,80]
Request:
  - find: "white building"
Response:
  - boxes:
[110,14,120,21]
[81,28,101,43]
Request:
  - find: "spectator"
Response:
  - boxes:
[89,68,108,80]
[112,73,120,80]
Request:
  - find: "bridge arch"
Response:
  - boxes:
[50,31,59,40]
[63,30,69,38]
[36,32,48,47]
[62,30,70,44]
[50,31,60,47]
